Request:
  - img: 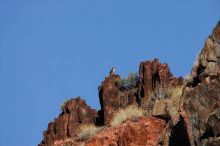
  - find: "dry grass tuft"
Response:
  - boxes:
[165,86,183,119]
[110,105,146,127]
[77,124,103,140]
[164,86,183,100]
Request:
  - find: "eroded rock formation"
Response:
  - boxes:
[138,59,183,108]
[39,21,220,146]
[138,59,181,98]
[98,74,138,125]
[39,97,98,146]
[182,21,220,146]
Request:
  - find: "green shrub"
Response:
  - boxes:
[117,72,139,90]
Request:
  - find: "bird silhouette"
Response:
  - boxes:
[109,67,116,75]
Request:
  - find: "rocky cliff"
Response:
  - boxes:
[39,21,220,146]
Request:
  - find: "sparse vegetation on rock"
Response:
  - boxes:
[117,72,139,90]
[165,86,183,100]
[77,124,103,140]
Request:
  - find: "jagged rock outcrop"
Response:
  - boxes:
[138,59,183,108]
[182,21,220,146]
[136,59,184,126]
[187,21,220,86]
[53,116,167,146]
[39,21,220,146]
[98,60,183,126]
[98,74,138,125]
[39,97,98,146]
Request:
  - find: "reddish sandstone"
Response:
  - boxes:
[85,117,166,146]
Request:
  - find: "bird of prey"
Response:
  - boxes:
[109,67,116,75]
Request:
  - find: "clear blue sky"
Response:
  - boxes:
[0,1,219,146]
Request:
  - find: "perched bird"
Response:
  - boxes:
[109,67,116,75]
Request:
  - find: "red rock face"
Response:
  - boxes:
[39,20,220,146]
[39,97,98,146]
[98,60,183,126]
[40,60,184,146]
[99,74,138,125]
[182,21,220,145]
[85,117,166,146]
[213,21,220,41]
[138,59,183,107]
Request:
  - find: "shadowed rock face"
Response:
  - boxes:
[169,117,191,146]
[39,97,98,146]
[138,59,183,108]
[39,21,220,146]
[183,77,220,144]
[98,74,138,125]
[183,21,220,146]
